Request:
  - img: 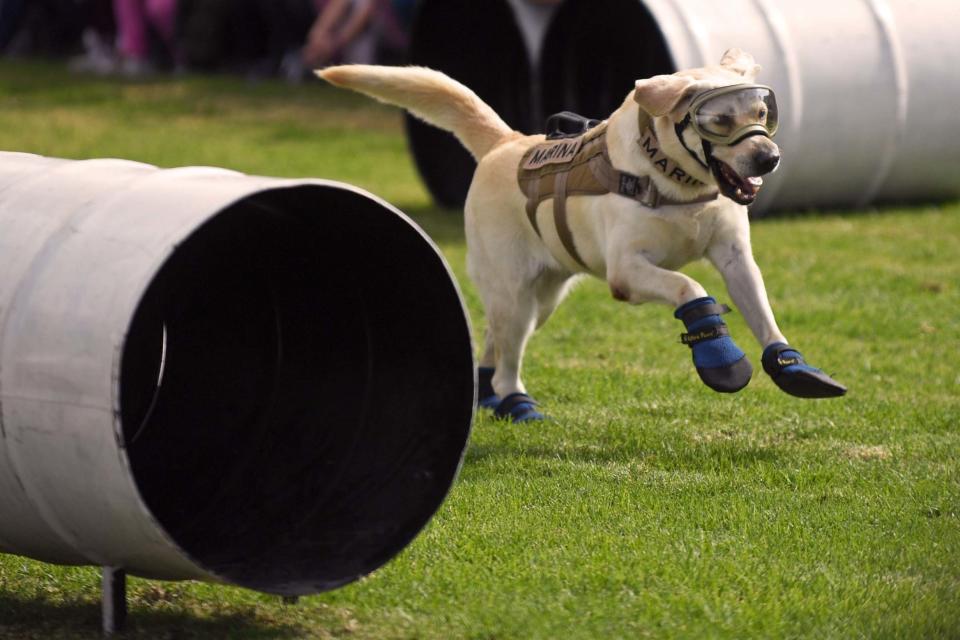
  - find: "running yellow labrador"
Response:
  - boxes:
[318,49,845,421]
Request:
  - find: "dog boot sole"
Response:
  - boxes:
[696,355,753,393]
[773,368,847,398]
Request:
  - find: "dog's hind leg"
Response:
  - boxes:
[465,189,554,420]
[475,267,571,420]
[479,328,497,367]
[535,269,576,329]
[477,329,499,409]
[484,289,545,422]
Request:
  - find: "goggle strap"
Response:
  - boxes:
[727,128,770,146]
[701,138,715,168]
[675,115,710,170]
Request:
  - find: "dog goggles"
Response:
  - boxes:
[686,84,779,145]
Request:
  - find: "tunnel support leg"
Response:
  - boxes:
[101,567,127,637]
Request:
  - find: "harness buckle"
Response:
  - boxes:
[545,111,602,140]
[619,172,660,208]
[639,184,660,208]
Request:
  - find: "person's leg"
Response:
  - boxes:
[144,0,177,50]
[114,0,148,59]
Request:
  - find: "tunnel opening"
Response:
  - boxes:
[540,0,674,120]
[119,185,474,595]
[406,0,532,208]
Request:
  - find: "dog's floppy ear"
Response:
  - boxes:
[720,48,762,79]
[633,75,701,120]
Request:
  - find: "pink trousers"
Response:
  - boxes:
[114,0,177,60]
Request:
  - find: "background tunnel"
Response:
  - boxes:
[405,0,960,214]
[0,154,475,596]
[539,0,672,123]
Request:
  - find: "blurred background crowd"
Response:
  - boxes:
[0,0,415,81]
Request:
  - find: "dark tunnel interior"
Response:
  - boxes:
[119,185,475,595]
[539,0,675,120]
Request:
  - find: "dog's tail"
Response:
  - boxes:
[316,65,516,160]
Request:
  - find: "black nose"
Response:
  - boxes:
[756,149,781,175]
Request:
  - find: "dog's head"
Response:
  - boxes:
[633,49,780,205]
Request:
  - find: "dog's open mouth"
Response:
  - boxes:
[710,159,763,205]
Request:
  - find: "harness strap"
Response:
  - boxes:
[673,114,711,170]
[525,176,542,236]
[681,324,731,345]
[553,169,588,269]
[676,302,731,325]
[761,343,799,379]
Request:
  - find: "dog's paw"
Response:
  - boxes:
[494,393,545,422]
[694,355,753,393]
[761,343,847,398]
[675,297,752,393]
[478,394,501,409]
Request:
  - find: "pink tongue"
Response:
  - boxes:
[722,164,758,195]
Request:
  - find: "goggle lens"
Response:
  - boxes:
[692,87,778,142]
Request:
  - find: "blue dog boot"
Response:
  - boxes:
[477,366,500,409]
[494,392,545,422]
[675,296,752,393]
[762,343,847,398]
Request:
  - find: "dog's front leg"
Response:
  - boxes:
[607,247,752,393]
[706,233,786,348]
[707,227,846,398]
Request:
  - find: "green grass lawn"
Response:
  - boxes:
[0,61,958,639]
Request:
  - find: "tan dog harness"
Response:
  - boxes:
[517,119,719,269]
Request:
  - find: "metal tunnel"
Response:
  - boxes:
[0,152,475,596]
[407,0,960,214]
